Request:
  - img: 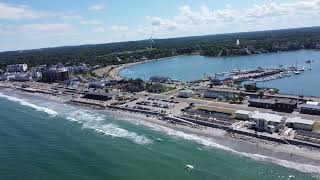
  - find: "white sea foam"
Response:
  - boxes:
[66,109,152,145]
[0,92,58,116]
[117,117,320,174]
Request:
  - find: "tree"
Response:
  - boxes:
[238,92,245,102]
[244,83,259,92]
[258,91,264,99]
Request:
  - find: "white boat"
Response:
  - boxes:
[294,71,301,75]
[185,165,194,171]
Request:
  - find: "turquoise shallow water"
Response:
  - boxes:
[0,92,319,179]
[120,50,320,96]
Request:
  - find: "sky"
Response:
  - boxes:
[0,0,320,52]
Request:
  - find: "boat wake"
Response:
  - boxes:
[0,92,58,117]
[66,109,152,145]
[118,116,320,174]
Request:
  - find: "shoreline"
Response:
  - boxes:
[108,49,318,81]
[107,54,190,80]
[1,88,320,172]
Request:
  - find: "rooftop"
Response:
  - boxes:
[275,99,298,105]
[250,111,283,123]
[286,117,315,125]
[248,98,275,104]
[179,89,193,93]
[300,104,320,110]
[235,110,251,115]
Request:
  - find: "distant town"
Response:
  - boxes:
[1,55,320,150]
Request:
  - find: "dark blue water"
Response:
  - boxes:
[120,50,320,96]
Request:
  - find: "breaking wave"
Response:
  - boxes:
[66,109,152,145]
[118,117,320,174]
[0,92,58,117]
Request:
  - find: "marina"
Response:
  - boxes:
[120,50,320,96]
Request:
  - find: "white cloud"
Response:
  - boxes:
[18,23,73,32]
[146,16,179,31]
[88,4,105,11]
[109,25,129,32]
[92,27,105,33]
[81,19,101,25]
[145,0,320,37]
[60,14,83,20]
[0,2,47,20]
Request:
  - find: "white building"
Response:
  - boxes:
[250,112,285,133]
[203,89,234,100]
[306,101,320,106]
[235,110,251,120]
[236,110,316,133]
[7,64,28,72]
[286,117,315,131]
[178,89,193,98]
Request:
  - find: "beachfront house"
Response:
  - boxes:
[250,112,285,133]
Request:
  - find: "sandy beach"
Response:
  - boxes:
[1,87,320,171]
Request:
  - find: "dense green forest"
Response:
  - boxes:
[1,26,320,69]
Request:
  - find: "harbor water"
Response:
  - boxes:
[0,92,319,179]
[120,50,320,96]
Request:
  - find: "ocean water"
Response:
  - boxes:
[0,92,320,179]
[120,50,320,96]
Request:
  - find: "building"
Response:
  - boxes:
[64,79,80,86]
[235,110,251,120]
[178,89,193,98]
[0,74,15,81]
[204,89,234,100]
[306,101,320,106]
[6,64,27,72]
[248,98,297,113]
[250,112,285,133]
[300,104,320,115]
[11,74,32,81]
[32,71,42,80]
[248,98,275,109]
[148,83,167,94]
[210,78,222,86]
[83,92,113,101]
[89,81,107,89]
[42,68,69,82]
[67,64,89,74]
[286,117,315,131]
[274,99,298,113]
[149,76,171,83]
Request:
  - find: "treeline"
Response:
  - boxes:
[1,26,320,69]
